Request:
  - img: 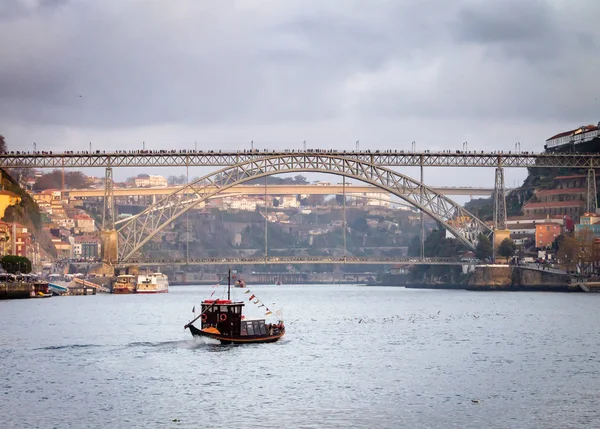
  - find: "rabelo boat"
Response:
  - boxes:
[184,270,285,345]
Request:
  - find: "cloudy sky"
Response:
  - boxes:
[1,0,599,186]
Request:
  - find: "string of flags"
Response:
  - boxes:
[245,289,274,316]
[191,280,282,319]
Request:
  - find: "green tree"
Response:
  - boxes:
[498,238,516,262]
[1,255,32,274]
[475,234,493,261]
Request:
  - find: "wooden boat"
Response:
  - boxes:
[184,270,285,345]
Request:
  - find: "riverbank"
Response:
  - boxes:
[376,265,583,292]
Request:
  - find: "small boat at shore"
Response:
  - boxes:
[112,275,136,294]
[184,270,285,344]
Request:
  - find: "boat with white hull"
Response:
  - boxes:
[136,272,169,294]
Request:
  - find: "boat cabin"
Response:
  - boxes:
[201,299,245,337]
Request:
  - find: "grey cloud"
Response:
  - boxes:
[0,0,598,141]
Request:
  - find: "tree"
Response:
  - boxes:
[33,170,90,190]
[0,134,6,153]
[1,255,32,274]
[557,234,579,272]
[475,234,493,261]
[272,197,280,207]
[498,238,516,262]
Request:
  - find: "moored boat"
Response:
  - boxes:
[184,270,285,344]
[136,271,169,293]
[112,275,136,294]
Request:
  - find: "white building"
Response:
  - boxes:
[134,174,168,187]
[227,197,258,211]
[281,196,300,208]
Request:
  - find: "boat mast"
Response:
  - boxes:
[227,268,231,301]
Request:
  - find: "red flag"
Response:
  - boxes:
[249,294,255,301]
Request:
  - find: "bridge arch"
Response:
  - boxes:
[114,154,492,261]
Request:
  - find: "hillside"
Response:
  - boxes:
[1,169,57,258]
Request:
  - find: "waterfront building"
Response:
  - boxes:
[535,222,562,249]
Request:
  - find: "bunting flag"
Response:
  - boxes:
[258,304,265,308]
[249,294,255,301]
[253,299,260,304]
[244,290,251,294]
[192,305,195,313]
[265,311,272,315]
[210,291,215,297]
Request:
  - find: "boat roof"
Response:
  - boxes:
[202,299,244,305]
[117,275,135,278]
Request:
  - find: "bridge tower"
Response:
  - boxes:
[586,166,597,214]
[101,167,118,264]
[492,167,510,259]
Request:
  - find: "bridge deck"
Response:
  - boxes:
[115,256,480,267]
[1,151,598,168]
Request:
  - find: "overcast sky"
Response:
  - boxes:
[1,0,599,187]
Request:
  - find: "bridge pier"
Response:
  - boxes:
[492,166,509,262]
[586,166,597,213]
[101,229,119,264]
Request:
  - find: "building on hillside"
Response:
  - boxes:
[535,188,585,204]
[73,214,95,233]
[574,212,600,237]
[15,232,32,258]
[281,196,300,208]
[0,190,21,218]
[52,239,71,259]
[72,235,101,259]
[0,221,11,256]
[522,200,585,219]
[535,222,562,249]
[350,191,391,207]
[545,123,600,151]
[149,175,168,187]
[225,197,258,211]
[134,174,150,187]
[134,174,168,188]
[31,189,62,204]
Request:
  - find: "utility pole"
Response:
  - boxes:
[356,140,359,151]
[251,140,254,151]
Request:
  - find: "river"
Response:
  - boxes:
[1,285,599,428]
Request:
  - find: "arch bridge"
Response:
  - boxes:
[105,154,496,264]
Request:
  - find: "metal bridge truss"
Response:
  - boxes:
[115,154,493,262]
[117,256,480,267]
[2,151,600,169]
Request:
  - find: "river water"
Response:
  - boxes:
[1,285,599,429]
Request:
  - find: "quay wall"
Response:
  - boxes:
[407,266,578,292]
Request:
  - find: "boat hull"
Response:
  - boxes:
[188,324,284,345]
[112,288,132,294]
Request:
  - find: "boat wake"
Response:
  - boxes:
[126,338,220,349]
[34,344,102,351]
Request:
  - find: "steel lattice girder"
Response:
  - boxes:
[116,155,493,261]
[117,256,480,266]
[1,151,600,168]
